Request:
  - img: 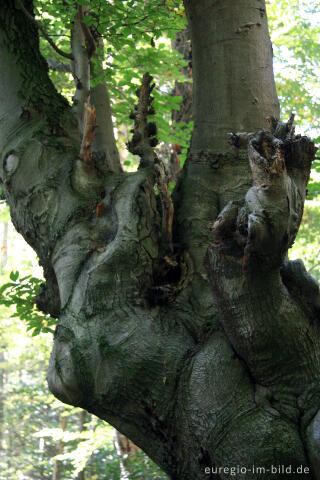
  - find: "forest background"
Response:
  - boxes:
[0,0,320,478]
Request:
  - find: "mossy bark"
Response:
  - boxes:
[0,1,320,479]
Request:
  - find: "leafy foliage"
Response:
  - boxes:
[267,0,320,197]
[267,0,320,133]
[290,198,320,281]
[0,272,56,335]
[33,0,189,165]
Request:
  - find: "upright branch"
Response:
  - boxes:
[90,38,122,173]
[77,4,96,60]
[71,4,96,133]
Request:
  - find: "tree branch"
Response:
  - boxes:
[16,0,73,61]
[47,58,72,73]
[71,7,91,133]
[90,38,122,173]
[77,4,96,59]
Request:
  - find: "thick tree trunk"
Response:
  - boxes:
[0,1,320,479]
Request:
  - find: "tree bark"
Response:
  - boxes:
[185,0,279,153]
[169,28,192,181]
[0,1,320,479]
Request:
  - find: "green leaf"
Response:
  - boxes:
[9,271,19,281]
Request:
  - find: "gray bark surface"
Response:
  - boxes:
[0,1,319,479]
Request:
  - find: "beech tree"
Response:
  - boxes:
[1,1,320,479]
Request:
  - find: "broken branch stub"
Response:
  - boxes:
[128,72,158,168]
[128,73,174,256]
[212,117,316,272]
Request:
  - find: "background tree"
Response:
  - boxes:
[0,1,320,479]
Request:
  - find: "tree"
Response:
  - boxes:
[0,1,319,478]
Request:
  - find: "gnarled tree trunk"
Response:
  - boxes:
[0,1,319,479]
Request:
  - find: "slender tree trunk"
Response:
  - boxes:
[0,1,319,479]
[53,411,67,480]
[114,429,141,480]
[77,410,87,480]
